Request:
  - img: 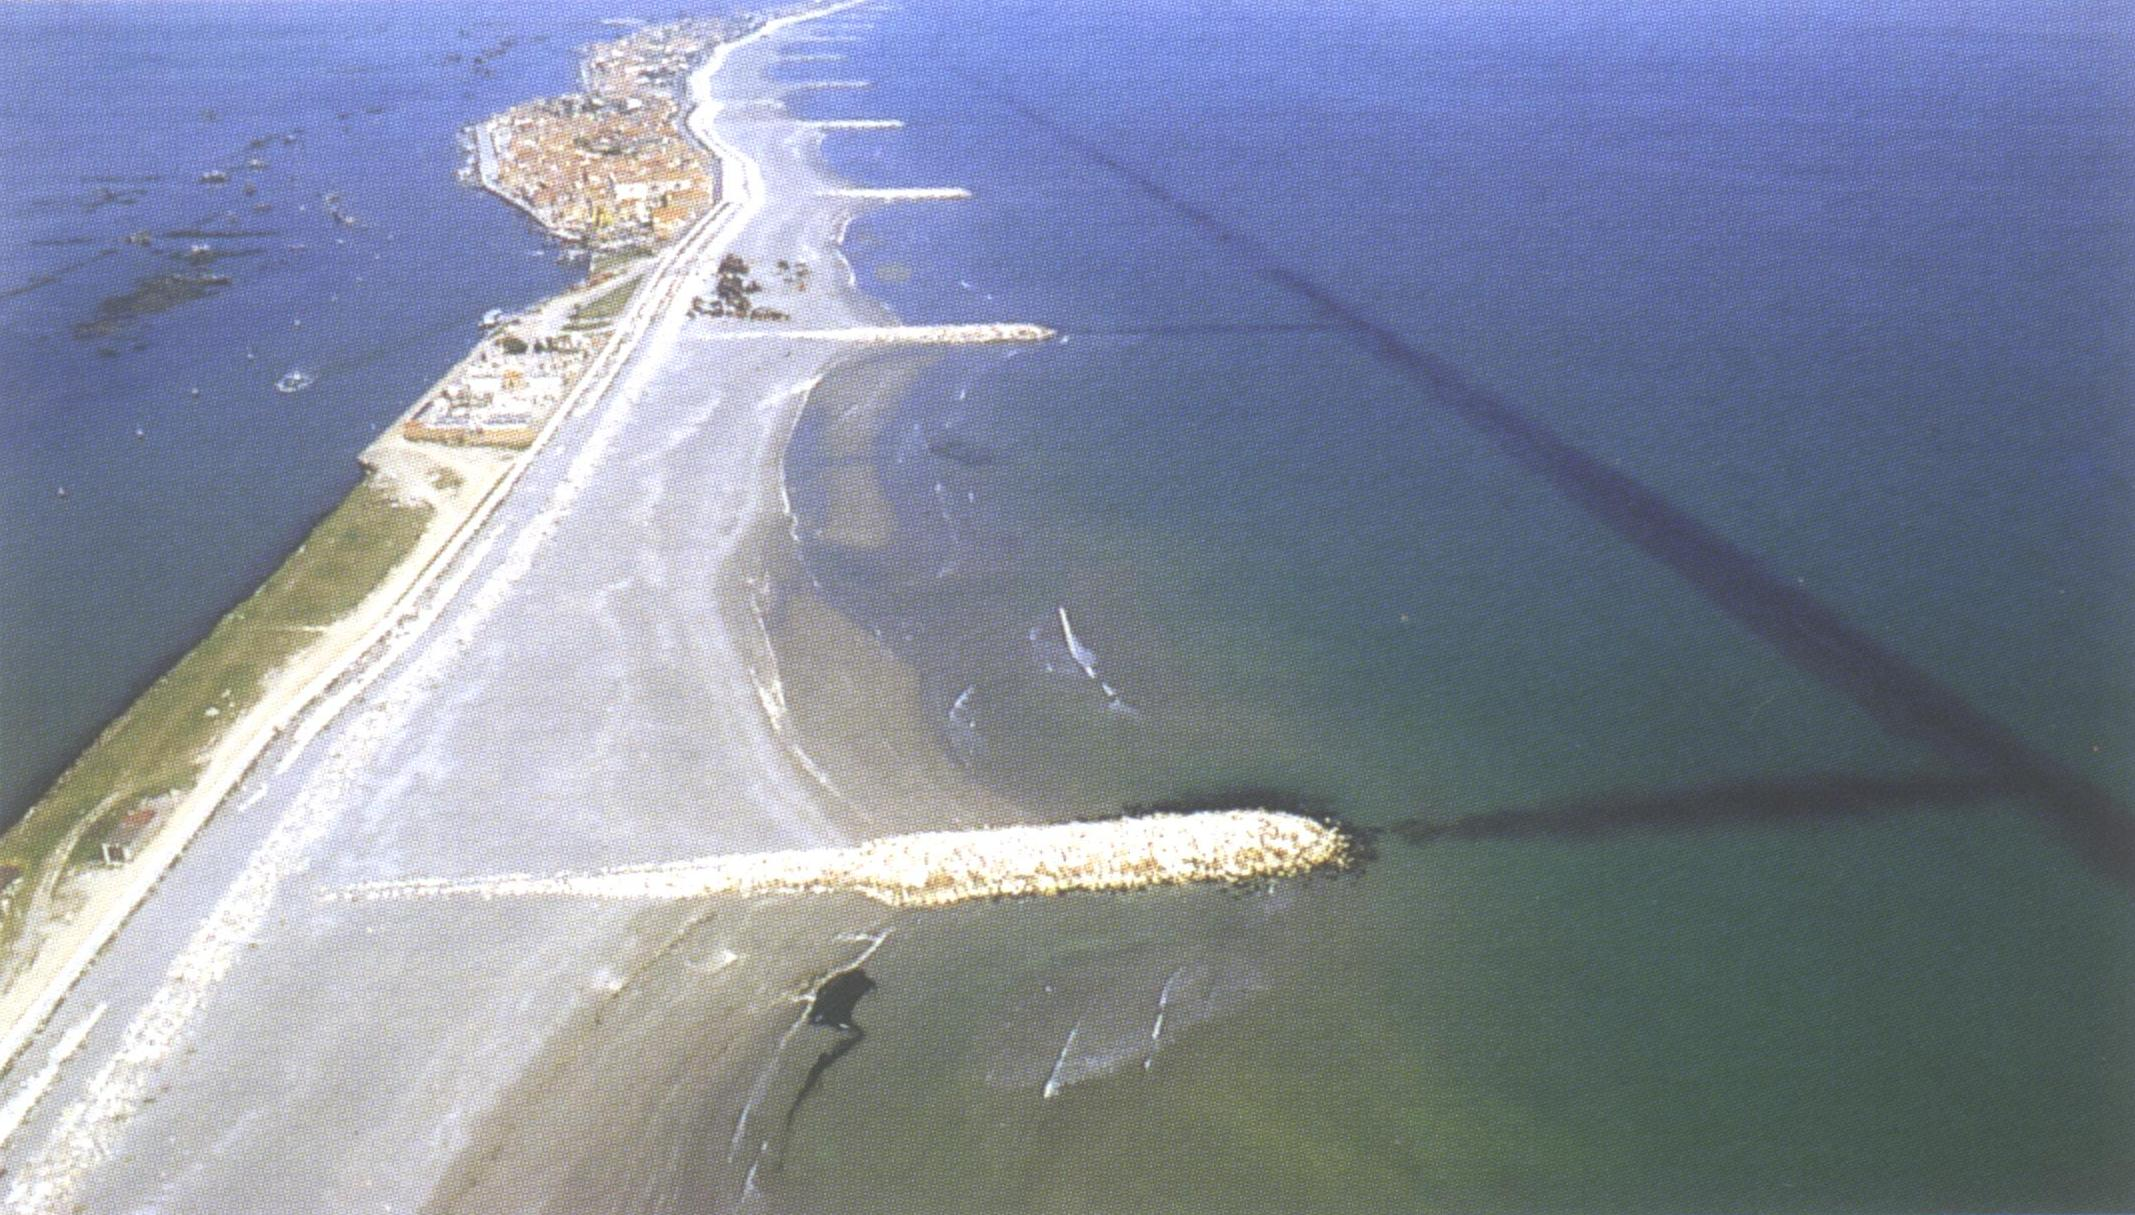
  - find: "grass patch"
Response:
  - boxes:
[567,275,641,330]
[0,477,431,949]
[589,245,651,280]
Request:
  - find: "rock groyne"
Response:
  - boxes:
[334,810,1356,909]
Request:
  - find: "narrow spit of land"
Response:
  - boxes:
[0,3,1082,1209]
[0,14,796,1066]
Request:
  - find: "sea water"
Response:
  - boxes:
[769,0,2135,1209]
[4,0,2130,1209]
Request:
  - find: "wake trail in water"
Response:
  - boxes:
[1041,1015,1084,1100]
[1057,607,1099,681]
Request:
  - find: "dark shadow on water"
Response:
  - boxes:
[1390,771,2025,846]
[961,75,2135,893]
[808,967,876,1031]
[780,1030,865,1143]
[926,436,999,467]
[778,968,875,1154]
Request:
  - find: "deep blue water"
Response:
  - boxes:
[0,2,734,822]
[771,0,2135,1209]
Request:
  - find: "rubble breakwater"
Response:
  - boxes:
[333,810,1357,909]
[696,322,1055,344]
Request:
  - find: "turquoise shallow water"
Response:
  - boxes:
[769,0,2135,1209]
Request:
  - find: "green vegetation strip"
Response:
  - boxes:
[589,246,652,281]
[567,275,643,329]
[0,478,432,947]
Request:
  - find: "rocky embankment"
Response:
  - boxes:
[335,810,1357,908]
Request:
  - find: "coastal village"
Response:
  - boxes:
[473,18,738,245]
[407,17,755,449]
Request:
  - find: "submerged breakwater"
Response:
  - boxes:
[962,74,2135,889]
[761,0,2134,1210]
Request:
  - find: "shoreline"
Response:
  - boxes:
[0,0,855,1136]
[0,2,1099,1204]
[0,4,957,1207]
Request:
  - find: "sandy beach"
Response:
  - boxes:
[0,4,1007,1208]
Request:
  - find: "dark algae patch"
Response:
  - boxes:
[779,967,876,1151]
[925,436,999,467]
[162,228,281,240]
[807,967,875,1031]
[74,271,232,338]
[2,249,117,301]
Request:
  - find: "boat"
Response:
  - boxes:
[276,370,315,394]
[199,169,229,185]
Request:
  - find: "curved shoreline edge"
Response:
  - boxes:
[0,0,861,1089]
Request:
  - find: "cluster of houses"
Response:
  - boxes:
[421,18,785,450]
[478,17,749,245]
[581,18,740,101]
[401,324,595,449]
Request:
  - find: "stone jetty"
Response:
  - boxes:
[694,322,1054,344]
[333,810,1356,909]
